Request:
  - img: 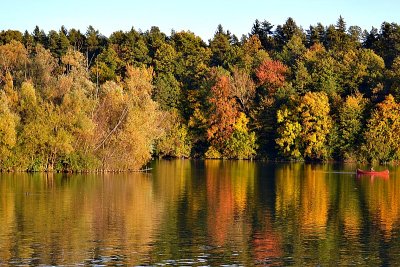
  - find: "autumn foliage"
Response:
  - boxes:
[256,58,288,91]
[1,16,400,167]
[207,74,239,151]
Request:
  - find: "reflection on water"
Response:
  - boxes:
[0,161,400,265]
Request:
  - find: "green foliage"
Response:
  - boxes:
[292,60,311,94]
[275,17,304,50]
[57,27,70,56]
[368,22,400,67]
[250,19,275,50]
[15,102,72,171]
[153,73,181,110]
[387,56,400,100]
[91,46,122,83]
[56,151,100,172]
[279,34,306,66]
[210,25,234,68]
[236,35,269,73]
[154,43,177,74]
[0,30,23,45]
[307,51,340,96]
[172,31,211,90]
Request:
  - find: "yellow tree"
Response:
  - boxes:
[224,112,257,159]
[2,71,18,108]
[93,81,126,168]
[155,110,192,158]
[16,85,75,171]
[299,91,332,159]
[56,49,98,170]
[0,92,18,169]
[94,66,163,170]
[29,45,58,98]
[276,92,332,160]
[237,35,269,73]
[276,101,302,159]
[0,40,28,85]
[362,94,400,162]
[120,66,164,169]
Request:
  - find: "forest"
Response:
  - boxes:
[1,16,400,171]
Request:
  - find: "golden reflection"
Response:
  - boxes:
[0,174,15,261]
[275,164,329,233]
[152,159,190,203]
[275,163,301,218]
[339,177,361,239]
[0,172,165,265]
[301,165,329,233]
[1,162,400,266]
[361,169,400,240]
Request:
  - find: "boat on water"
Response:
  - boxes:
[356,169,389,176]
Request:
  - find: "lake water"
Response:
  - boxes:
[0,160,399,266]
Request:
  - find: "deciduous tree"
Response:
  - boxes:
[362,94,400,162]
[276,92,332,160]
[0,92,18,169]
[207,70,239,154]
[338,92,367,160]
[224,113,257,159]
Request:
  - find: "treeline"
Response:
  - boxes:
[1,16,400,171]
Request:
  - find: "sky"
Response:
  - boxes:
[1,0,399,41]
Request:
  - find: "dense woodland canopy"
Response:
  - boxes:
[1,16,400,171]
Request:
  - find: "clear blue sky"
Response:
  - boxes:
[1,0,399,41]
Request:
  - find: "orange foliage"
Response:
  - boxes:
[255,58,288,92]
[207,74,239,149]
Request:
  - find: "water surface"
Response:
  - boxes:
[0,160,399,266]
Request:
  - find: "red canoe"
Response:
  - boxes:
[356,169,389,176]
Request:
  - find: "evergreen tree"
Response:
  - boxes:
[33,25,47,46]
[250,19,274,50]
[274,17,304,50]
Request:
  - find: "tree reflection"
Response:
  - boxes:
[205,160,255,246]
[0,162,400,266]
[360,170,400,240]
[301,165,329,234]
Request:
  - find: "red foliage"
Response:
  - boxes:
[256,59,288,92]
